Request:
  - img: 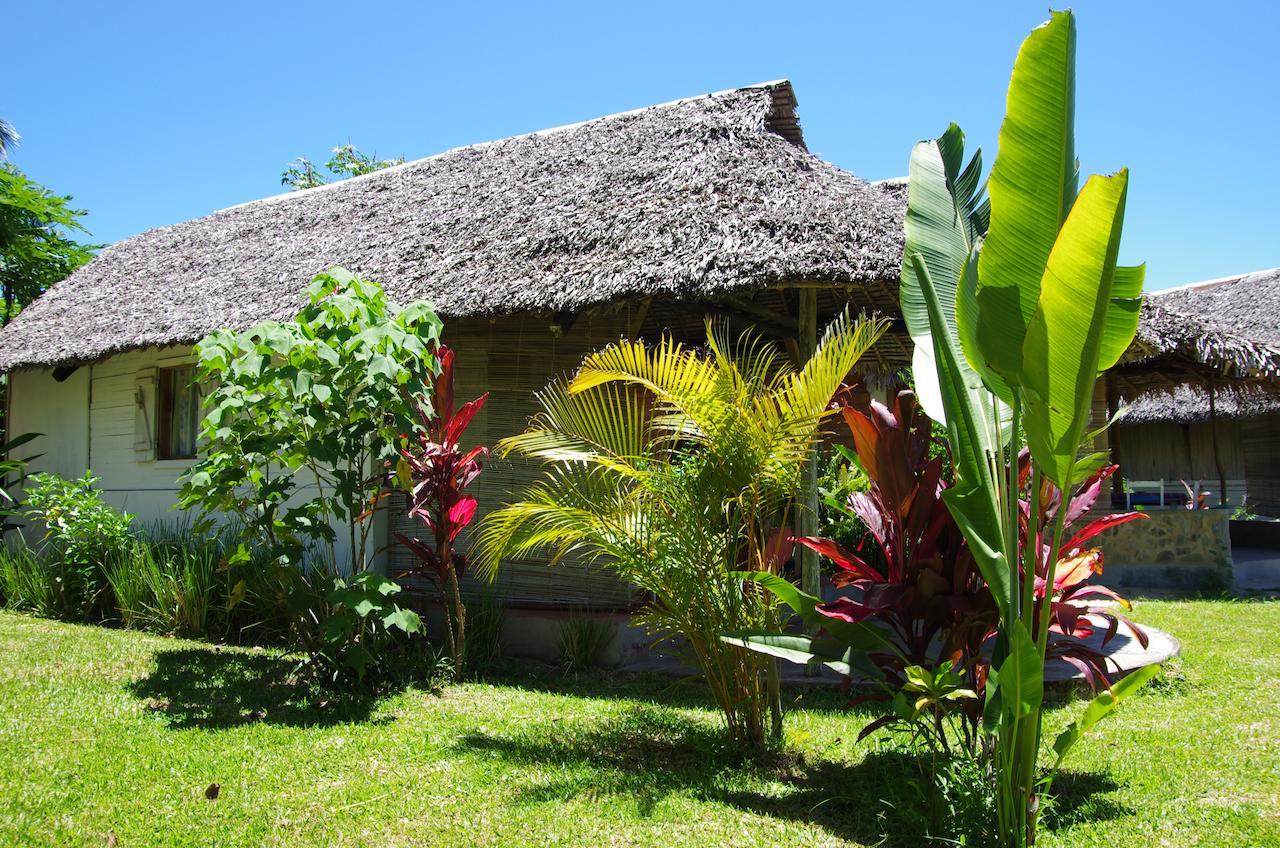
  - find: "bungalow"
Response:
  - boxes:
[1097,268,1280,589]
[0,82,911,630]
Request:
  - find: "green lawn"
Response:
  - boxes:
[1,600,1277,847]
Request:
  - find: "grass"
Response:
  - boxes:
[0,600,1277,847]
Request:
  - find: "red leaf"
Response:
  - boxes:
[794,537,886,582]
[1054,548,1103,591]
[815,597,881,625]
[445,394,489,445]
[1062,511,1146,552]
[445,497,478,539]
[433,346,456,424]
[1063,465,1118,526]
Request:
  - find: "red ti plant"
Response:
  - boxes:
[1018,454,1148,689]
[393,345,489,680]
[796,387,998,747]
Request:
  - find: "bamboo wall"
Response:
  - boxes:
[1112,419,1246,483]
[1241,416,1280,516]
[388,308,647,610]
[386,290,913,610]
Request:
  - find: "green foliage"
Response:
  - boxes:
[902,11,1157,846]
[281,144,404,190]
[816,444,875,559]
[179,267,442,571]
[464,584,506,674]
[0,164,97,324]
[477,314,887,748]
[0,546,56,615]
[21,472,133,619]
[0,118,17,159]
[306,571,422,686]
[558,611,618,671]
[0,431,42,536]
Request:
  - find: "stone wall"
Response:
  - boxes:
[1097,508,1233,590]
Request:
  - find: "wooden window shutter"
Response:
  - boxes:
[134,367,158,461]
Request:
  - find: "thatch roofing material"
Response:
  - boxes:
[0,81,907,372]
[1117,384,1278,424]
[1118,268,1280,422]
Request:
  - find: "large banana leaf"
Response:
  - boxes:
[911,254,1012,615]
[974,9,1078,385]
[900,125,1012,445]
[1020,170,1130,487]
[1097,263,1146,371]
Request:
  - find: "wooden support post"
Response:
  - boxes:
[797,289,821,612]
[1209,380,1227,507]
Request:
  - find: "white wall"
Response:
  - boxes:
[9,346,379,570]
[9,365,90,481]
[86,346,198,523]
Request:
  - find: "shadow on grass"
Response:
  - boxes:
[480,659,852,718]
[454,704,1130,846]
[127,647,401,729]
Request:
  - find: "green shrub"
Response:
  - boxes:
[22,472,133,620]
[287,570,423,688]
[558,611,617,671]
[102,551,151,629]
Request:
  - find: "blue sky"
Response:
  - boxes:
[5,1,1276,290]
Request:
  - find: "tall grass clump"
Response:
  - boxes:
[0,545,57,615]
[558,610,618,671]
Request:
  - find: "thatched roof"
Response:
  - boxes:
[1116,267,1280,422]
[0,81,907,372]
[1117,384,1278,424]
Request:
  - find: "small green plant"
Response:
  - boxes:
[22,472,134,620]
[0,432,42,536]
[464,584,505,674]
[477,314,887,749]
[300,571,423,687]
[558,611,618,671]
[102,552,151,629]
[141,544,219,636]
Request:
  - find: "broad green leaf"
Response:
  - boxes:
[735,571,894,653]
[994,620,1042,720]
[720,631,882,680]
[900,128,1014,426]
[1021,169,1129,487]
[1052,663,1160,769]
[912,254,1012,615]
[975,9,1078,384]
[1097,263,1146,371]
[382,607,422,634]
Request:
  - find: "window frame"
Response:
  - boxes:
[156,364,200,461]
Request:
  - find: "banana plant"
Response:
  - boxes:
[901,10,1156,846]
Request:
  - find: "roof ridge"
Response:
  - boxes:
[1154,266,1280,296]
[215,80,799,216]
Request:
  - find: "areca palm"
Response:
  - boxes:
[476,312,887,746]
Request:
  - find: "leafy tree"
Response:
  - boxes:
[281,144,404,190]
[476,313,887,749]
[0,165,96,325]
[178,267,443,572]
